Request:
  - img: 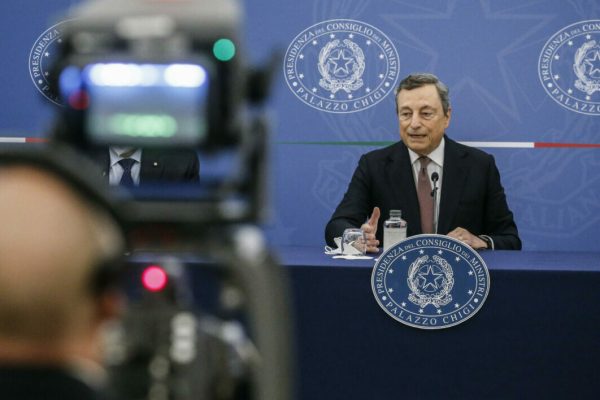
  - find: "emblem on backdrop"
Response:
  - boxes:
[29,20,71,106]
[371,235,490,330]
[284,19,400,113]
[538,20,600,116]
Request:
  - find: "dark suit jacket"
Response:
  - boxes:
[93,148,199,184]
[325,137,521,250]
[0,365,105,400]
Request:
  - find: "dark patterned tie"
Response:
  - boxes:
[417,156,434,233]
[118,158,136,187]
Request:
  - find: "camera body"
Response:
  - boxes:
[49,0,274,235]
[53,0,244,150]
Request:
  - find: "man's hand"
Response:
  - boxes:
[360,207,381,253]
[447,227,487,249]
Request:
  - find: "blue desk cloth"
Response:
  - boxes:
[280,246,600,400]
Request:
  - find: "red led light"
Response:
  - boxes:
[142,265,168,292]
[68,90,89,110]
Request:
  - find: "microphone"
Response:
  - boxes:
[430,172,439,197]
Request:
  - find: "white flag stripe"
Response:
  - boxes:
[0,137,27,143]
[459,141,535,148]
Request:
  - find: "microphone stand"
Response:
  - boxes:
[431,172,439,233]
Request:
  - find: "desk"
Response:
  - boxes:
[280,247,600,399]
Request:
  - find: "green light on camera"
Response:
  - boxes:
[213,38,236,61]
[108,114,178,138]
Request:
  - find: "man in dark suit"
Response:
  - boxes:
[94,147,199,186]
[325,73,521,251]
[0,163,125,399]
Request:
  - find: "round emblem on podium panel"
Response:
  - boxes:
[284,19,400,113]
[29,20,71,106]
[538,20,600,115]
[371,234,490,330]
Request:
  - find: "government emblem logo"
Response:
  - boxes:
[29,20,71,106]
[284,19,400,113]
[371,235,490,330]
[539,20,600,116]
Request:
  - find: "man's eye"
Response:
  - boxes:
[400,113,412,119]
[421,112,434,119]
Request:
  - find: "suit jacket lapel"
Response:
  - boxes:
[139,150,165,183]
[438,137,468,234]
[90,149,110,180]
[386,142,422,235]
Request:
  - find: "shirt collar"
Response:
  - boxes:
[408,137,445,167]
[109,147,142,167]
[67,356,108,390]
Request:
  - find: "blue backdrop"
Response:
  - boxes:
[1,0,599,251]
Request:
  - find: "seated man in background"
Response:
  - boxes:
[95,146,199,187]
[325,73,521,252]
[0,164,125,399]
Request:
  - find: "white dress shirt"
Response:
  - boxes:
[108,147,142,186]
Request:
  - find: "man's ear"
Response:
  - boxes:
[444,106,452,129]
[95,290,125,322]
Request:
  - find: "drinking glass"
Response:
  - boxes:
[342,228,366,256]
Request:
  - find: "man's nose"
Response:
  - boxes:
[409,114,422,129]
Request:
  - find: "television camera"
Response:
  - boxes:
[15,0,293,399]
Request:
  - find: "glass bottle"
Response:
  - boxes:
[383,209,407,251]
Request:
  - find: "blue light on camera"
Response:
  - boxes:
[86,63,207,88]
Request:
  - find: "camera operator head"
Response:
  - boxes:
[0,160,125,398]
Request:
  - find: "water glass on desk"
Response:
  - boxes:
[342,228,367,256]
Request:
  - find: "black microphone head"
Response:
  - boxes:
[431,172,439,182]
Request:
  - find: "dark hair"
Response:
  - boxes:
[395,73,450,116]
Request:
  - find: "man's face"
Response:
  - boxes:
[396,84,451,155]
